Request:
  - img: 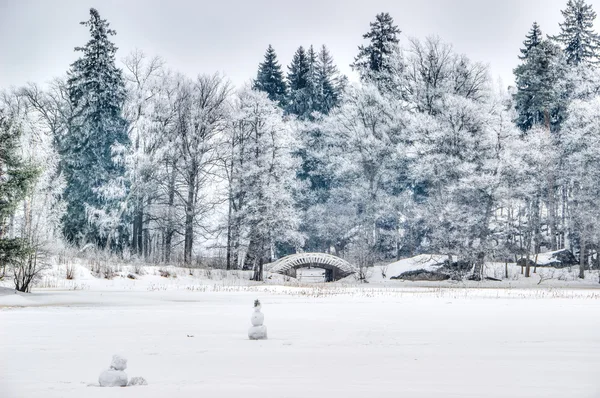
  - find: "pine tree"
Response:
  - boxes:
[519,22,543,60]
[253,45,288,107]
[352,12,401,79]
[553,0,600,65]
[63,8,129,248]
[0,109,38,279]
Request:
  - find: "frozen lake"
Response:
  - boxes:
[1,287,599,397]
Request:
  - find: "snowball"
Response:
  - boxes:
[248,325,267,340]
[251,311,264,327]
[110,355,127,371]
[99,369,127,387]
[128,376,148,386]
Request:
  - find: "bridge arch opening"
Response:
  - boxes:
[267,253,357,282]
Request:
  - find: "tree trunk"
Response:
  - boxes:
[544,111,557,251]
[226,195,233,270]
[471,252,485,281]
[579,231,586,279]
[164,230,173,264]
[184,169,195,265]
[132,196,143,255]
[471,195,494,281]
[561,186,567,249]
[164,161,176,263]
[244,231,260,270]
[252,256,264,282]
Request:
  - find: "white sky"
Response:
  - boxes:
[1,0,599,89]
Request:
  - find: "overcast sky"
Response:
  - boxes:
[1,0,599,90]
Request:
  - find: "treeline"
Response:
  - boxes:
[2,2,600,287]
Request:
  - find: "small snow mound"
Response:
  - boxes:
[99,369,127,387]
[249,325,268,340]
[110,355,127,371]
[128,376,147,386]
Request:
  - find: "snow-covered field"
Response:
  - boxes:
[1,264,600,398]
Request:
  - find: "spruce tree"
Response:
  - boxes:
[63,8,129,248]
[513,39,568,133]
[0,110,38,278]
[253,45,288,107]
[306,45,319,108]
[519,22,543,60]
[288,46,310,94]
[316,45,346,115]
[553,0,600,65]
[286,46,310,116]
[352,12,401,79]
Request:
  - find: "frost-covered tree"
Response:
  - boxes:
[63,8,129,249]
[320,84,408,263]
[502,126,560,276]
[401,37,488,118]
[19,83,69,233]
[408,90,517,279]
[228,88,302,279]
[553,0,600,65]
[122,51,166,257]
[352,12,401,84]
[0,101,40,289]
[172,74,230,265]
[561,97,600,280]
[253,45,288,107]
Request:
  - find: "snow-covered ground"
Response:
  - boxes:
[369,254,600,288]
[1,259,600,397]
[1,265,600,397]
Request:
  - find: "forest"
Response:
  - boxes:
[2,0,600,289]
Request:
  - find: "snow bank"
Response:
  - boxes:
[535,249,578,267]
[375,254,448,280]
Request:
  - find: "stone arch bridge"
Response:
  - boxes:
[267,253,357,282]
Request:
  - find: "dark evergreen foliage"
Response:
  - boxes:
[315,45,346,115]
[352,12,401,79]
[553,0,600,65]
[63,8,129,248]
[253,45,288,107]
[513,40,568,132]
[519,22,543,60]
[286,46,312,117]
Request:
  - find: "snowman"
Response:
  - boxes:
[99,355,128,387]
[248,299,268,340]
